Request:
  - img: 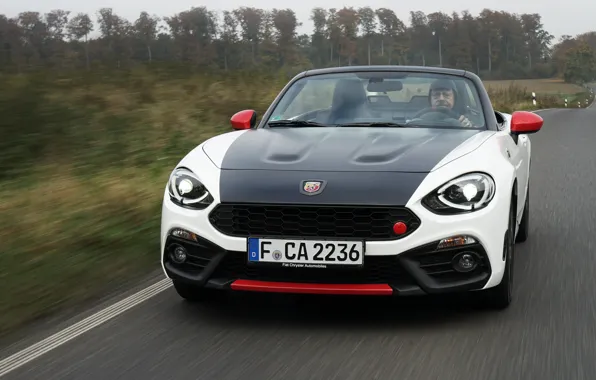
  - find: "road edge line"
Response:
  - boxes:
[0,278,173,378]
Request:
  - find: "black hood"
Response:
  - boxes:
[218,127,480,173]
[213,127,483,206]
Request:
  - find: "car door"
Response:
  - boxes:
[497,111,529,222]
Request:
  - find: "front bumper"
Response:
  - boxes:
[161,173,510,296]
[162,233,492,296]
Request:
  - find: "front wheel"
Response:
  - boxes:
[516,184,530,243]
[477,196,516,310]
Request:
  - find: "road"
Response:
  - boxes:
[3,105,596,380]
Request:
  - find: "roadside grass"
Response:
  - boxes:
[0,167,164,336]
[484,78,593,111]
[0,67,592,338]
[0,68,284,338]
[483,78,585,94]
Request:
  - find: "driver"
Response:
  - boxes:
[428,79,476,128]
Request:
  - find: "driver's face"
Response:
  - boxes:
[430,88,454,109]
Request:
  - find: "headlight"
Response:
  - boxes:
[167,167,213,209]
[422,172,495,214]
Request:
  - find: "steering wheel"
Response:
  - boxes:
[413,106,461,120]
[406,106,462,127]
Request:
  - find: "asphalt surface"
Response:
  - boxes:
[3,105,596,380]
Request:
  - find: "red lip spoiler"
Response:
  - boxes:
[230,279,393,295]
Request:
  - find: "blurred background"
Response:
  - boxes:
[1,5,595,340]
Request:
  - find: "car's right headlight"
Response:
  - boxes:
[167,167,214,210]
[422,172,496,214]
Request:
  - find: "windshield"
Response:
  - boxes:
[265,71,486,130]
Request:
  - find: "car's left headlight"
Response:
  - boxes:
[422,172,496,214]
[167,167,214,209]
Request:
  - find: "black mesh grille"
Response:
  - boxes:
[211,251,417,285]
[208,204,421,240]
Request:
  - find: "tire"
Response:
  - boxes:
[478,195,516,310]
[515,184,530,243]
[172,279,218,303]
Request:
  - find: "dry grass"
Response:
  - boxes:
[0,167,166,335]
[484,78,586,95]
[0,68,592,338]
[484,78,592,112]
[0,68,285,338]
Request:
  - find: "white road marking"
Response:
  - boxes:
[589,94,596,108]
[0,278,172,378]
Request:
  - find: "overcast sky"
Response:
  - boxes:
[2,0,594,42]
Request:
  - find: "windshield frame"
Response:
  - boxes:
[256,67,499,132]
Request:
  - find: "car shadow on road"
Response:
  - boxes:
[172,289,502,332]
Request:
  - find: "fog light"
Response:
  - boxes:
[452,252,478,272]
[171,245,187,263]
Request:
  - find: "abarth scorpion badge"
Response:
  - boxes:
[300,180,326,196]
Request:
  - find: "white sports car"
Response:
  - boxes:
[160,65,543,309]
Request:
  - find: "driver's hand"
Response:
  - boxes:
[458,115,474,128]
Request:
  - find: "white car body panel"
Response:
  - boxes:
[496,111,531,223]
[201,130,249,168]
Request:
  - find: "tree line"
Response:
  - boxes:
[1,6,595,82]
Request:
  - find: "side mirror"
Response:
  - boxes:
[231,110,257,130]
[510,111,543,135]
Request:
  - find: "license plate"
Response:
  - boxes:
[247,237,364,267]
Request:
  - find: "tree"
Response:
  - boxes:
[1,5,596,79]
[219,11,238,70]
[375,8,406,64]
[134,12,159,62]
[358,7,376,65]
[563,43,596,84]
[309,8,327,67]
[233,7,264,66]
[66,13,93,69]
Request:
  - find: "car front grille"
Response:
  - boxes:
[208,204,421,241]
